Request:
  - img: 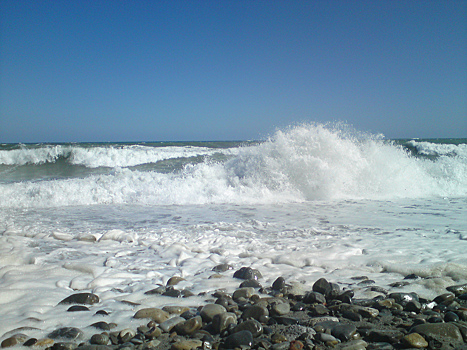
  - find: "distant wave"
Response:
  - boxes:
[0,124,466,208]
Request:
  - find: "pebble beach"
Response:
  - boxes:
[2,265,467,350]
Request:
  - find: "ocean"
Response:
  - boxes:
[0,123,466,340]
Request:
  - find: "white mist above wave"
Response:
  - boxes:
[0,124,466,208]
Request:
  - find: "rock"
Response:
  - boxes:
[34,338,55,347]
[242,305,269,320]
[405,300,422,312]
[401,333,428,348]
[331,324,357,341]
[433,293,455,304]
[67,305,90,312]
[312,278,331,295]
[388,292,419,306]
[162,287,182,298]
[50,342,78,350]
[232,287,255,301]
[1,334,28,348]
[411,323,463,342]
[162,306,190,315]
[342,310,362,322]
[288,340,303,350]
[59,293,99,305]
[212,312,237,334]
[200,304,226,322]
[159,316,185,332]
[222,330,253,349]
[233,267,262,280]
[316,332,339,344]
[446,283,467,296]
[144,286,166,295]
[353,305,379,318]
[119,329,136,343]
[171,340,202,350]
[272,277,286,291]
[368,330,404,344]
[167,276,185,286]
[271,333,287,344]
[339,340,368,350]
[240,279,262,288]
[175,316,203,335]
[212,264,233,272]
[274,317,299,325]
[303,291,326,304]
[233,319,263,337]
[23,338,38,346]
[271,301,291,316]
[90,334,110,345]
[309,304,329,316]
[444,311,460,322]
[48,327,84,341]
[134,308,170,323]
[90,322,112,330]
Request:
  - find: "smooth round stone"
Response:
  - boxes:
[200,304,226,322]
[176,316,203,335]
[171,339,202,350]
[59,293,99,305]
[446,283,467,296]
[163,287,182,298]
[242,305,269,320]
[240,279,262,288]
[233,267,262,280]
[90,322,111,330]
[212,264,233,272]
[1,334,28,348]
[35,338,55,347]
[402,333,428,348]
[232,287,255,301]
[309,304,329,316]
[48,327,84,341]
[412,323,464,341]
[159,316,185,332]
[444,311,460,322]
[331,324,357,342]
[303,291,326,304]
[271,302,290,316]
[212,312,237,334]
[288,340,303,350]
[133,308,169,323]
[90,334,109,345]
[433,293,455,304]
[23,338,38,347]
[367,330,404,344]
[144,286,166,295]
[67,305,90,312]
[342,310,362,322]
[223,330,253,349]
[162,306,190,315]
[119,329,136,343]
[272,277,286,291]
[405,300,422,312]
[353,306,379,318]
[167,276,185,286]
[233,319,263,337]
[316,333,338,343]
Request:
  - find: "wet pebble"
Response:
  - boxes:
[59,293,99,305]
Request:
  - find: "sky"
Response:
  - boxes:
[1,1,466,142]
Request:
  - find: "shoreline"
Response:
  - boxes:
[2,266,467,350]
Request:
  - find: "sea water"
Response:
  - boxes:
[0,123,466,340]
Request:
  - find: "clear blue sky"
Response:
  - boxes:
[1,0,466,142]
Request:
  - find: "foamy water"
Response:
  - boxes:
[0,124,466,341]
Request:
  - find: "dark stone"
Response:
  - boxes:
[366,342,394,350]
[90,322,111,330]
[95,310,109,316]
[312,278,330,295]
[222,330,253,349]
[240,279,262,288]
[67,305,90,312]
[90,334,110,345]
[434,293,455,304]
[303,291,326,304]
[331,324,357,341]
[308,304,329,316]
[272,277,286,291]
[342,310,362,322]
[48,327,84,340]
[59,293,99,305]
[411,323,464,342]
[233,267,262,280]
[162,287,182,298]
[404,273,420,280]
[23,338,38,347]
[458,293,467,300]
[388,292,419,306]
[444,311,460,322]
[233,319,263,337]
[291,302,306,311]
[212,264,233,272]
[405,300,422,312]
[274,316,299,325]
[144,286,166,295]
[325,283,341,300]
[368,330,404,344]
[446,283,467,296]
